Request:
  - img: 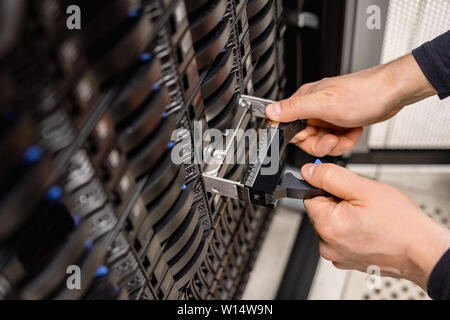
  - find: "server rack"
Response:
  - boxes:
[0,0,289,300]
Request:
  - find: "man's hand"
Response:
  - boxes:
[266,54,437,157]
[301,163,450,290]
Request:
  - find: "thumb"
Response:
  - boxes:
[265,92,326,122]
[301,163,368,201]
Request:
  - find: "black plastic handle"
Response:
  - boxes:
[272,172,330,200]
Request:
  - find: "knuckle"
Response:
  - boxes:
[317,224,335,243]
[285,96,301,115]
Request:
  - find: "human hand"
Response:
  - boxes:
[301,163,450,290]
[266,54,436,157]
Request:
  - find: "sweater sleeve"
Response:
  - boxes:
[427,248,450,300]
[412,30,450,99]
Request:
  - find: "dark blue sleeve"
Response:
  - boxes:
[427,249,450,300]
[412,30,450,99]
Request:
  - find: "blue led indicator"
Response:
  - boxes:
[161,112,168,118]
[167,141,175,148]
[72,214,80,226]
[128,9,140,18]
[47,186,63,201]
[152,83,160,91]
[24,146,43,164]
[140,52,151,61]
[182,184,187,190]
[84,240,93,249]
[95,265,109,277]
[314,159,323,165]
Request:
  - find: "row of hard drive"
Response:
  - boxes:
[0,0,286,299]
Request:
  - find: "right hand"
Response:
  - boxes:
[265,54,436,157]
[301,162,450,290]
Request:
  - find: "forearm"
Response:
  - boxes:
[404,216,450,291]
[380,54,437,111]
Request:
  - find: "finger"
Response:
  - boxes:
[301,163,368,201]
[265,92,328,122]
[328,127,363,156]
[304,196,338,226]
[290,126,317,143]
[295,134,339,157]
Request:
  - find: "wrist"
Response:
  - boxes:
[404,216,450,290]
[382,54,437,110]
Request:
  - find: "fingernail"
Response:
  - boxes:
[324,144,334,154]
[266,103,281,118]
[302,163,316,178]
[297,130,308,140]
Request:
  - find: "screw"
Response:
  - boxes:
[239,99,250,109]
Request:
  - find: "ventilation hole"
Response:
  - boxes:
[374,289,381,295]
[157,289,164,299]
[363,294,370,300]
[419,291,425,297]
[143,257,150,269]
[391,292,398,299]
[402,286,409,292]
[134,239,142,252]
[419,204,426,210]
[124,218,133,232]
[150,275,158,287]
[441,217,448,224]
[435,207,442,215]
[385,281,391,288]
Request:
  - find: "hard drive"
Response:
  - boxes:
[168,223,203,276]
[193,17,231,70]
[188,0,228,43]
[110,56,162,124]
[250,19,276,62]
[144,164,186,225]
[204,71,237,121]
[253,65,276,97]
[248,0,274,42]
[153,184,194,242]
[173,237,208,288]
[207,92,238,131]
[90,16,152,85]
[163,206,199,261]
[117,86,169,153]
[139,150,178,205]
[184,0,210,15]
[201,47,234,99]
[82,0,143,45]
[127,115,176,180]
[246,0,271,19]
[252,44,276,84]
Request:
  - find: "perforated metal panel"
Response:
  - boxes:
[368,0,450,149]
